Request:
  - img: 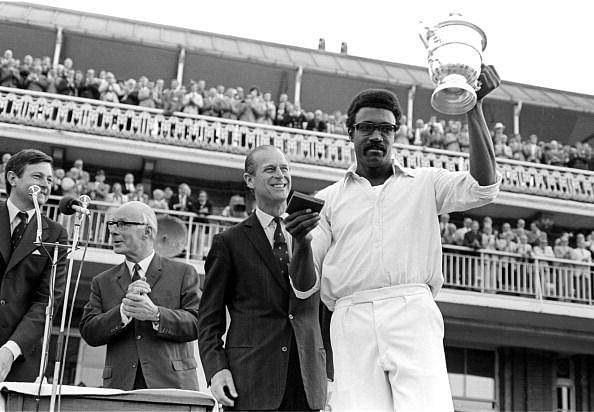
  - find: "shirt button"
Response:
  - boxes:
[136,335,142,340]
[281,346,288,352]
[131,363,136,368]
[288,314,294,320]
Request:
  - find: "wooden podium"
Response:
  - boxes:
[1,383,216,412]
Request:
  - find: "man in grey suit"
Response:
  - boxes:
[80,201,201,390]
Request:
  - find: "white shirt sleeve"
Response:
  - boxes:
[2,340,21,360]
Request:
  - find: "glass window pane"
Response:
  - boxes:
[449,373,465,397]
[445,346,465,374]
[467,348,495,377]
[467,375,495,399]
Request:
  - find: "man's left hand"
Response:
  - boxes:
[285,209,320,243]
[0,347,14,383]
[476,64,501,101]
[122,292,159,322]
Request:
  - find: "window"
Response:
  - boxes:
[446,346,497,411]
[555,358,574,412]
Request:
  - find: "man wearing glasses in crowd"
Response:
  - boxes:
[291,66,502,411]
[80,201,201,390]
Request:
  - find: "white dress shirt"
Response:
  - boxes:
[311,159,501,310]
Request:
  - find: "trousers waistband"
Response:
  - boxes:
[335,284,430,310]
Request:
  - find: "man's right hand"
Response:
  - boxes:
[210,369,238,407]
[0,347,15,383]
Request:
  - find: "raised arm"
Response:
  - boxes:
[467,65,501,186]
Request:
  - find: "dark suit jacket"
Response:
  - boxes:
[199,214,327,410]
[0,201,68,382]
[79,254,201,390]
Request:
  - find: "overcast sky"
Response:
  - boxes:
[21,0,594,96]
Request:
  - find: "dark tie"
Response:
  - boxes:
[11,211,29,250]
[273,217,289,277]
[131,263,141,282]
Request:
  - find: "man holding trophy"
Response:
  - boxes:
[289,14,501,412]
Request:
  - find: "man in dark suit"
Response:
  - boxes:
[199,145,327,411]
[79,201,201,390]
[0,149,68,382]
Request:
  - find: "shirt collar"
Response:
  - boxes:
[7,198,35,224]
[255,207,286,230]
[344,156,414,185]
[125,250,155,278]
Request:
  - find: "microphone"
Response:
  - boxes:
[29,185,43,244]
[58,196,91,216]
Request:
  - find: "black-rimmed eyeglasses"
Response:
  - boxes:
[354,122,398,136]
[106,220,147,230]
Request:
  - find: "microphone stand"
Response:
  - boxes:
[31,191,69,412]
[49,207,88,412]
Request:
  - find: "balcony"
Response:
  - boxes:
[42,201,593,307]
[1,87,593,206]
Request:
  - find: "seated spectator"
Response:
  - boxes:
[516,234,533,258]
[169,182,197,213]
[148,188,169,210]
[463,220,482,249]
[61,176,79,198]
[0,152,11,190]
[481,225,497,250]
[196,190,213,217]
[443,121,461,152]
[24,64,49,92]
[51,168,65,196]
[99,72,122,103]
[202,87,220,117]
[492,122,508,142]
[288,104,307,129]
[493,134,512,159]
[570,234,592,263]
[508,134,525,161]
[393,114,409,145]
[512,218,527,240]
[221,194,248,219]
[522,134,542,163]
[262,92,276,125]
[533,234,555,258]
[105,182,128,204]
[441,223,457,245]
[306,109,328,132]
[162,79,184,114]
[496,223,518,252]
[453,217,472,246]
[182,81,204,115]
[129,183,149,203]
[219,87,239,120]
[526,222,543,245]
[425,116,444,149]
[120,78,139,106]
[163,186,174,203]
[411,119,426,146]
[122,173,136,195]
[86,169,110,201]
[553,234,573,260]
[482,216,493,231]
[77,69,100,100]
[0,55,22,88]
[55,67,77,96]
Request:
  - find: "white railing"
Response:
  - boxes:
[443,245,593,304]
[2,87,593,202]
[42,200,241,261]
[39,199,593,305]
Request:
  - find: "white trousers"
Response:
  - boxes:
[329,284,454,412]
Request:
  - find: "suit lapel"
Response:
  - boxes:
[242,214,288,292]
[145,253,163,289]
[116,262,131,294]
[0,203,10,265]
[6,214,49,273]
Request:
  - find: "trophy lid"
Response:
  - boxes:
[434,12,487,51]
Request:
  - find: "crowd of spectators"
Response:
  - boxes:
[2,49,593,171]
[441,214,594,264]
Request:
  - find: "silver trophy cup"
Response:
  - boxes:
[420,13,487,115]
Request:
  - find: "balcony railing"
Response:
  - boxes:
[41,201,593,306]
[2,87,594,203]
